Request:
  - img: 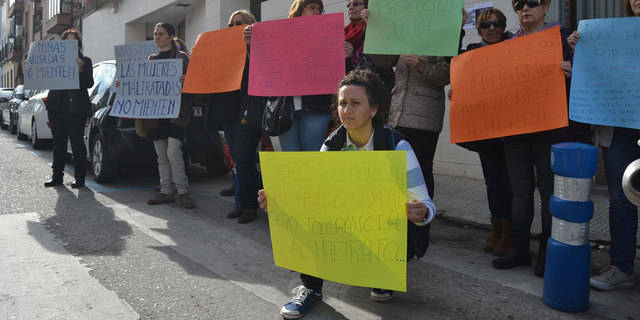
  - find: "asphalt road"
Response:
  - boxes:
[0,129,637,320]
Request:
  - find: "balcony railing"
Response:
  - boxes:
[45,0,72,34]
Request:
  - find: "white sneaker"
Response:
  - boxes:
[590,266,635,291]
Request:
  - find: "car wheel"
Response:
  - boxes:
[16,115,26,140]
[31,119,46,149]
[9,116,16,134]
[0,113,5,130]
[91,134,117,183]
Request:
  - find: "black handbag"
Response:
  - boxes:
[262,96,294,136]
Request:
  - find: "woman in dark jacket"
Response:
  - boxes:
[138,22,195,209]
[44,28,94,188]
[223,10,267,224]
[492,0,591,278]
[456,8,514,257]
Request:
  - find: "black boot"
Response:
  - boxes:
[492,235,532,270]
[71,172,85,189]
[71,180,85,188]
[44,173,63,187]
[534,238,548,278]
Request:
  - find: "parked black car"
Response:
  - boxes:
[0,87,14,129]
[3,85,30,133]
[84,60,229,182]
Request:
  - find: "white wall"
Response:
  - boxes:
[84,0,177,62]
[83,0,255,63]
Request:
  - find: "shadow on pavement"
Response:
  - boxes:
[37,186,133,256]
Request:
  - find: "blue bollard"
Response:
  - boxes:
[543,142,599,312]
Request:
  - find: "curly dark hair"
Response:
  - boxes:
[335,69,390,126]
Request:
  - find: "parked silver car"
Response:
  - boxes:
[3,85,30,133]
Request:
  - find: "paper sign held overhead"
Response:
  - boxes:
[114,41,158,63]
[24,40,79,90]
[183,26,248,94]
[364,0,465,57]
[449,26,569,143]
[570,17,640,129]
[248,13,345,97]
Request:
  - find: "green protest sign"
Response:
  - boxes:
[364,0,465,57]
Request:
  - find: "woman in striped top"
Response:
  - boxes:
[258,69,435,319]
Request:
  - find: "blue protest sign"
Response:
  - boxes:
[114,41,158,63]
[109,59,183,119]
[570,17,640,129]
[24,40,79,90]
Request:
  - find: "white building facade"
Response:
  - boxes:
[82,0,564,180]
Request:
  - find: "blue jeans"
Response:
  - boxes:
[278,111,331,151]
[603,127,640,275]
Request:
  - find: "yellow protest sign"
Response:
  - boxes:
[259,151,408,292]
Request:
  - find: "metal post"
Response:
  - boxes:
[543,142,598,312]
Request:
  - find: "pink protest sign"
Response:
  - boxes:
[248,13,346,97]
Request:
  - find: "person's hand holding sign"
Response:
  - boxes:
[404,55,426,74]
[406,199,427,223]
[77,58,85,72]
[258,189,267,210]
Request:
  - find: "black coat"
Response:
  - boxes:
[46,55,94,119]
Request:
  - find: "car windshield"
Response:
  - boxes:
[89,63,116,100]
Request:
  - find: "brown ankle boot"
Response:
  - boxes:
[484,217,503,252]
[493,220,512,256]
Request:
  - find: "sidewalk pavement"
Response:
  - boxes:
[433,173,640,247]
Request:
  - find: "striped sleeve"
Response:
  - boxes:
[395,139,436,225]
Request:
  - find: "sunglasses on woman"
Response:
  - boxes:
[479,20,506,29]
[513,0,545,11]
[228,21,244,27]
[346,2,367,8]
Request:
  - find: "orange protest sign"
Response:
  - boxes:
[183,25,247,94]
[449,26,569,143]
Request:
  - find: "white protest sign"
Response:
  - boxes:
[110,59,183,119]
[24,40,79,90]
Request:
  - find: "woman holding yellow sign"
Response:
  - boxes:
[258,69,435,320]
